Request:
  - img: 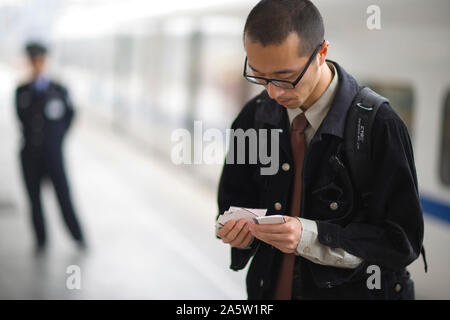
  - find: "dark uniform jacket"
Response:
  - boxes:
[15,80,74,154]
[217,61,424,300]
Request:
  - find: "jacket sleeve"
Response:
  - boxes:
[316,113,424,271]
[61,86,75,131]
[216,102,262,271]
[15,87,27,126]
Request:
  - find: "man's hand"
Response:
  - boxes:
[248,216,302,254]
[217,218,254,249]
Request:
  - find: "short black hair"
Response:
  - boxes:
[25,42,47,59]
[244,0,324,56]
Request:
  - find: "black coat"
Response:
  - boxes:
[15,80,74,155]
[217,61,424,300]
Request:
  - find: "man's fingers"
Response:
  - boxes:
[225,219,247,243]
[220,219,246,244]
[249,220,301,252]
[230,224,252,247]
[251,230,292,243]
[249,223,289,234]
[217,219,236,238]
[234,230,254,248]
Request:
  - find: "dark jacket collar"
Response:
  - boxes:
[254,60,360,141]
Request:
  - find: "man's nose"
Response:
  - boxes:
[265,82,285,100]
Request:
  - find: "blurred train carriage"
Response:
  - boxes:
[48,0,449,297]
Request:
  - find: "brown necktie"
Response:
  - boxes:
[273,112,308,300]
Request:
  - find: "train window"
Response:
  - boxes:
[441,90,450,186]
[361,81,415,138]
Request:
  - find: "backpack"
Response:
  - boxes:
[343,86,428,273]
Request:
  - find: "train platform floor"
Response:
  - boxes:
[0,103,247,299]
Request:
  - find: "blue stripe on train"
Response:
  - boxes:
[421,195,450,224]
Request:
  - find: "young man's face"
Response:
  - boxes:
[244,32,326,109]
[29,55,46,77]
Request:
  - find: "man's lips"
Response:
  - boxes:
[277,98,293,104]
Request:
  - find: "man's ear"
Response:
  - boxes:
[318,41,329,65]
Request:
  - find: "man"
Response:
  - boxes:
[15,42,85,252]
[216,0,424,299]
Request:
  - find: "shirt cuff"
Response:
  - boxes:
[295,217,363,269]
[296,217,317,256]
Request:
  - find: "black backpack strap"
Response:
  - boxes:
[344,86,388,203]
[344,87,428,273]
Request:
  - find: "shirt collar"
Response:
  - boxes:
[287,61,339,131]
[32,75,50,92]
[254,60,360,141]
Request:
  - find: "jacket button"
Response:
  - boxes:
[395,283,402,293]
[281,163,290,171]
[274,202,282,211]
[324,234,332,244]
[329,202,338,210]
[260,279,264,287]
[326,282,333,288]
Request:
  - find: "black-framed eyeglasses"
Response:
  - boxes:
[243,40,325,89]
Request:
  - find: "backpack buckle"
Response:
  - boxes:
[356,102,373,111]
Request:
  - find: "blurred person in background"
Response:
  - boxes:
[216,0,424,300]
[15,42,86,253]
